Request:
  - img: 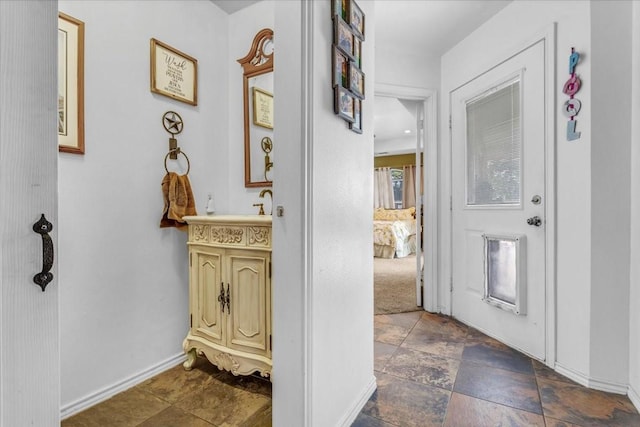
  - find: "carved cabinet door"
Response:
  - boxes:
[191,249,225,347]
[225,250,271,358]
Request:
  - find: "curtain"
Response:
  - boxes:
[374,167,394,209]
[402,165,416,208]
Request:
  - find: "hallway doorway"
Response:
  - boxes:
[373,84,438,314]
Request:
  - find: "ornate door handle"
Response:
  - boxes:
[225,283,231,314]
[33,214,54,292]
[218,282,226,312]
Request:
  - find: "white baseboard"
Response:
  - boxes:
[555,363,629,395]
[338,375,377,427]
[588,375,630,395]
[60,352,186,420]
[629,383,640,413]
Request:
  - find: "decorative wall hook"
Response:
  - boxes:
[162,111,184,159]
[261,136,273,181]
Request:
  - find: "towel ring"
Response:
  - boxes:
[164,150,190,175]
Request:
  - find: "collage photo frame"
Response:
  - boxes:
[332,0,365,133]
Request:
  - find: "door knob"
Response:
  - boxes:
[527,216,542,227]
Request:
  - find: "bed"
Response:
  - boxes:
[373,207,417,258]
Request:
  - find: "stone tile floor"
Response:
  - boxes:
[61,361,272,427]
[355,310,640,426]
[62,310,640,426]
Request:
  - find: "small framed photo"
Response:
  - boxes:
[334,86,356,123]
[58,12,85,154]
[349,63,365,99]
[353,38,361,68]
[334,16,355,59]
[150,38,198,106]
[349,0,365,40]
[252,87,274,129]
[332,0,348,21]
[332,45,349,88]
[349,98,362,134]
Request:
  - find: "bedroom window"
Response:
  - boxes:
[391,168,404,208]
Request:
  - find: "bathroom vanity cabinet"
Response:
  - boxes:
[182,215,272,378]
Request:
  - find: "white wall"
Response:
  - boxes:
[629,0,640,410]
[272,1,376,425]
[227,1,275,214]
[441,0,594,377]
[58,0,228,414]
[589,0,631,389]
[310,2,376,425]
[375,46,440,91]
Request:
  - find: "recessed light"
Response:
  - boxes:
[404,129,411,134]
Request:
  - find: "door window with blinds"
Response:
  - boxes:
[465,74,522,207]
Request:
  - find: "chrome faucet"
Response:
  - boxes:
[259,189,273,215]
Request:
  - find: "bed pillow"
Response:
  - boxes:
[374,207,415,220]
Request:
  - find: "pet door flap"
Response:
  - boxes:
[483,234,526,315]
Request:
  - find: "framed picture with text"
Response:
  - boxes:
[150,38,198,106]
[252,87,274,129]
[58,12,85,154]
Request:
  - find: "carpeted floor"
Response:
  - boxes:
[374,254,421,315]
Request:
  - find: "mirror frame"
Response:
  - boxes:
[238,28,274,188]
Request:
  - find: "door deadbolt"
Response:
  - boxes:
[527,216,542,227]
[531,195,542,205]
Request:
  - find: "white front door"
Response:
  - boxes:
[451,41,546,360]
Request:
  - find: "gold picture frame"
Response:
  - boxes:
[58,12,85,154]
[150,38,198,106]
[252,87,274,129]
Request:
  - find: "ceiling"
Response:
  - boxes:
[210,0,260,15]
[373,1,511,155]
[210,0,512,155]
[375,1,511,57]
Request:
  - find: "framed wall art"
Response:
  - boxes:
[334,86,356,123]
[349,0,365,40]
[252,87,274,129]
[150,38,198,106]
[332,0,348,20]
[331,0,365,132]
[350,62,365,99]
[332,46,349,88]
[334,16,355,59]
[353,38,361,68]
[350,98,362,134]
[58,12,85,154]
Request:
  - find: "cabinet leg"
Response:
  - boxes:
[183,348,197,371]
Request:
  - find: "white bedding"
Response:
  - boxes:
[373,219,416,258]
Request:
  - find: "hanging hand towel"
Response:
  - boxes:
[160,172,197,230]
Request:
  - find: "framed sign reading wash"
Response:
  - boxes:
[150,38,198,106]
